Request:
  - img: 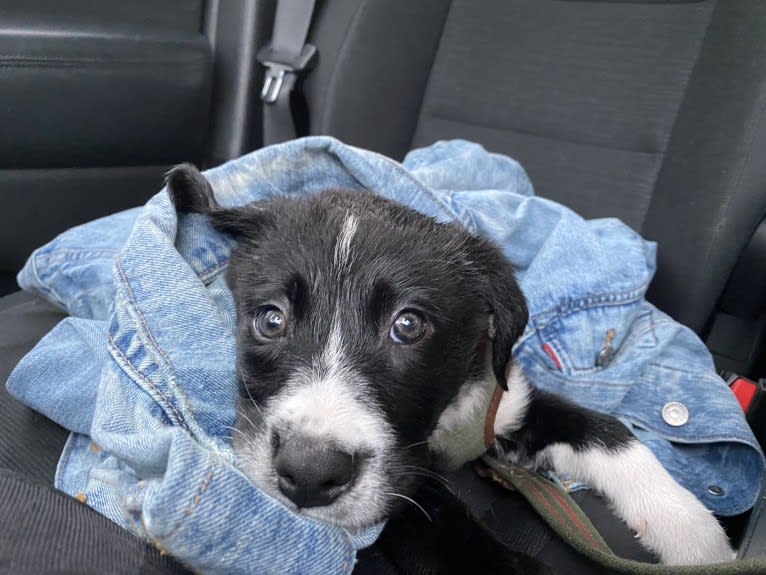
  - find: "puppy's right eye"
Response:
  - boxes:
[253,306,288,340]
[390,310,427,344]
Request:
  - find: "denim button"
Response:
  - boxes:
[707,485,725,496]
[661,402,689,426]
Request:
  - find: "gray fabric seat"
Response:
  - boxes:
[1,0,766,572]
[302,0,766,337]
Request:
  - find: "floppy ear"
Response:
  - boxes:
[165,163,272,237]
[165,163,218,213]
[468,236,529,390]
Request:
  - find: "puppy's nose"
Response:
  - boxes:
[274,438,356,508]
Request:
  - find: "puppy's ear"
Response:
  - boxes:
[468,236,528,391]
[165,163,219,213]
[165,163,272,237]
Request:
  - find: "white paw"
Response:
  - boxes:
[542,441,735,565]
[633,493,735,565]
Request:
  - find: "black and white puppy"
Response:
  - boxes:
[167,165,734,573]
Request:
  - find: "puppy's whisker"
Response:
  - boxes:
[235,407,260,435]
[385,492,432,523]
[222,424,249,440]
[245,395,265,419]
[398,465,452,484]
[402,440,430,450]
[237,366,265,419]
[392,468,454,492]
[430,426,471,437]
[396,473,454,493]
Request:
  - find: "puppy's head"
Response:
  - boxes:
[167,164,528,528]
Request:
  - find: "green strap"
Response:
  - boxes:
[480,456,766,575]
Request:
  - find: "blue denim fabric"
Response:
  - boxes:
[6,137,764,573]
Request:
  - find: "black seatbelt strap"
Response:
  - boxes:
[258,0,318,145]
[479,457,766,575]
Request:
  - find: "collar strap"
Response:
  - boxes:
[427,320,508,470]
[482,316,509,449]
[483,383,505,448]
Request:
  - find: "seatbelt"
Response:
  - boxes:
[478,456,766,575]
[258,0,318,145]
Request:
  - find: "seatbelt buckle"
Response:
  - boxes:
[722,372,766,452]
[723,372,764,414]
[257,44,317,104]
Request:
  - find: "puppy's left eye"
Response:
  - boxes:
[390,310,427,344]
[253,306,288,340]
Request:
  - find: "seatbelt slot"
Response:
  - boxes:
[258,0,318,145]
[723,372,763,414]
[258,43,317,104]
[732,376,760,412]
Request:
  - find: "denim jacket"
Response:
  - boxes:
[7,137,763,574]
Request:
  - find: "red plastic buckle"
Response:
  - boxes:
[730,376,759,413]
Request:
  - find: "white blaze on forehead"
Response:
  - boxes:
[320,315,347,377]
[334,214,358,272]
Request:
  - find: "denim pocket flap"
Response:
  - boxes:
[619,363,753,443]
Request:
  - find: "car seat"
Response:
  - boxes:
[2,1,766,573]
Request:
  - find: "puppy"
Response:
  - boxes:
[167,164,734,573]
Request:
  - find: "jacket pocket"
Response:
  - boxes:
[530,298,654,375]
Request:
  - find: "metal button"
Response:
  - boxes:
[661,402,689,426]
[596,329,617,367]
[707,485,725,496]
[597,345,615,367]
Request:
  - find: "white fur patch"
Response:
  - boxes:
[334,214,357,273]
[428,375,494,470]
[272,325,389,453]
[539,441,734,565]
[233,321,395,528]
[493,364,531,436]
[429,358,531,470]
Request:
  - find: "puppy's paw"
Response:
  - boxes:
[542,441,735,565]
[632,493,734,565]
[604,443,734,565]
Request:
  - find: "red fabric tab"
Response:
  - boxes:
[542,343,562,370]
[730,377,758,412]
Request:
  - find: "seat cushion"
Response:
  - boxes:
[0,468,191,575]
[0,290,68,483]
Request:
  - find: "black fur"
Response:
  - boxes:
[497,388,635,459]
[165,163,218,213]
[166,165,529,422]
[362,479,559,575]
[165,164,631,575]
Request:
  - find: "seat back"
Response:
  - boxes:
[302,0,766,338]
[0,0,212,294]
